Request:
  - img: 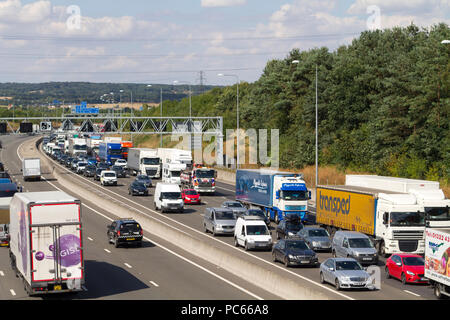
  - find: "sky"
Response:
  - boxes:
[0,0,448,85]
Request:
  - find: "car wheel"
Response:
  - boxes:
[204,224,208,233]
[275,214,279,224]
[212,228,216,237]
[284,257,290,268]
[335,279,341,291]
[234,237,239,247]
[332,250,337,258]
[114,237,119,248]
[401,273,407,285]
[320,272,325,284]
[385,267,391,279]
[272,252,277,262]
[136,241,142,248]
[244,241,249,251]
[276,232,280,240]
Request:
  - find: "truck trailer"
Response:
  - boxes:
[236,169,311,223]
[316,185,426,256]
[68,138,87,157]
[127,148,161,178]
[9,191,85,295]
[346,175,450,228]
[0,197,11,247]
[424,228,450,299]
[22,158,41,181]
[99,142,122,165]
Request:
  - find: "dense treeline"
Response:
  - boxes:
[0,82,215,105]
[141,23,450,182]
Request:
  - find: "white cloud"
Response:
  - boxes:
[347,0,448,15]
[201,0,246,8]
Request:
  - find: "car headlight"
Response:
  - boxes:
[406,271,415,276]
[312,241,319,247]
[288,255,295,259]
[288,232,296,236]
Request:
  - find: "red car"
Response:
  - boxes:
[182,189,201,205]
[385,254,428,284]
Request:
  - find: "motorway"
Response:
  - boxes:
[0,134,437,300]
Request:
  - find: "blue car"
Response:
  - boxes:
[87,158,98,166]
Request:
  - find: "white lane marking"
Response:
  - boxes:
[150,281,159,287]
[403,290,421,297]
[0,271,4,276]
[104,249,111,253]
[124,263,132,269]
[10,289,16,296]
[39,144,350,300]
[216,186,235,193]
[88,237,94,241]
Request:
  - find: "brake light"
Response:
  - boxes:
[212,181,215,186]
[117,231,121,236]
[140,230,143,236]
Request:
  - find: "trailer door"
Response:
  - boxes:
[29,204,83,290]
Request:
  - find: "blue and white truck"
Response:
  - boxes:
[98,142,122,165]
[236,169,311,224]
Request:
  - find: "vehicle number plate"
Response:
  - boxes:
[354,282,365,286]
[126,238,135,241]
[257,243,266,247]
[301,260,310,264]
[54,285,62,291]
[363,258,372,261]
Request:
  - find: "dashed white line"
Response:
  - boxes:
[124,263,132,269]
[104,249,111,253]
[403,290,421,297]
[149,281,159,287]
[88,237,94,241]
[0,271,4,276]
[10,289,16,296]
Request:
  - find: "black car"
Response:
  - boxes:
[84,164,97,177]
[272,239,318,267]
[97,162,110,171]
[128,181,148,196]
[59,155,68,164]
[107,219,143,248]
[135,174,152,188]
[112,165,127,178]
[276,218,304,240]
[65,157,74,168]
[94,168,103,181]
[246,209,270,225]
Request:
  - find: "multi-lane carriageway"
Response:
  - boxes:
[0,134,437,300]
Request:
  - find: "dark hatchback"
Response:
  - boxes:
[246,208,270,225]
[112,165,127,178]
[84,164,97,177]
[128,181,148,196]
[276,218,304,240]
[107,219,143,248]
[94,168,103,181]
[272,239,318,267]
[135,175,152,188]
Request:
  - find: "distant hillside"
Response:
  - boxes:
[0,82,217,106]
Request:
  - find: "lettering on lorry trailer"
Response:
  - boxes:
[316,188,375,235]
[425,229,450,286]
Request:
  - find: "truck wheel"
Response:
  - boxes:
[434,284,447,299]
[379,242,389,258]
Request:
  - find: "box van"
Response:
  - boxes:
[154,183,184,213]
[332,231,378,265]
[162,163,186,185]
[234,216,273,251]
[203,207,236,236]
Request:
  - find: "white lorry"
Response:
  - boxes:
[346,175,450,228]
[158,148,193,170]
[127,148,161,178]
[9,191,85,295]
[0,197,11,247]
[68,138,88,157]
[22,158,41,182]
[87,137,102,156]
[424,228,450,299]
[162,162,186,185]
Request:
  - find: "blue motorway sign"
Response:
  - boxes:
[73,101,99,114]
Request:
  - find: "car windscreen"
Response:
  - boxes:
[308,229,329,237]
[286,222,303,232]
[226,202,243,208]
[286,241,309,250]
[403,257,424,266]
[162,192,182,199]
[120,223,141,232]
[78,162,87,167]
[247,210,265,217]
[184,190,198,195]
[133,182,146,188]
[137,175,149,181]
[336,261,362,271]
[112,166,123,171]
[348,238,373,248]
[214,211,235,220]
[246,225,269,236]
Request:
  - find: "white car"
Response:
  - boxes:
[76,162,88,174]
[114,159,128,168]
[100,170,117,186]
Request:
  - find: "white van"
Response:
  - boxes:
[162,163,186,184]
[154,183,184,213]
[234,216,273,251]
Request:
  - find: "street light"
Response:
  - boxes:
[218,73,240,169]
[292,60,318,187]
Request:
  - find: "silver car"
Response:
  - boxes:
[297,227,332,252]
[221,201,247,218]
[203,207,236,236]
[320,258,375,291]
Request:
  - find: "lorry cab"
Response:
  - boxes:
[409,189,450,228]
[162,163,186,185]
[154,183,184,213]
[234,216,272,250]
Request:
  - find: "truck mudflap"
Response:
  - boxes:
[29,222,84,295]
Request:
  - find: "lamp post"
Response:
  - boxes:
[292,60,318,187]
[218,73,240,168]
